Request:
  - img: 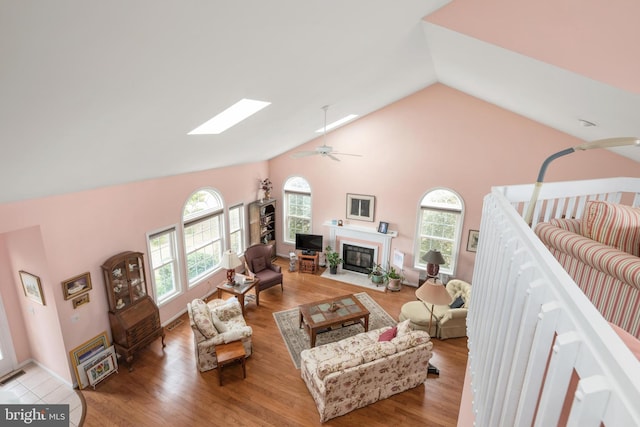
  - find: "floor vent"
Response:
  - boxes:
[0,369,25,385]
[166,319,183,331]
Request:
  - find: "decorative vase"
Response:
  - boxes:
[264,190,271,200]
[370,273,384,285]
[330,265,337,274]
[387,278,401,292]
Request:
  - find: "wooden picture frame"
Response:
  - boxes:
[62,272,92,300]
[377,221,389,234]
[72,293,90,309]
[86,351,117,389]
[19,270,45,305]
[467,229,480,252]
[346,193,375,222]
[70,331,109,388]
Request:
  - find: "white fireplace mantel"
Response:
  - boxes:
[323,221,397,266]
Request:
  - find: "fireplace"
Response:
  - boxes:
[324,221,396,274]
[342,244,376,274]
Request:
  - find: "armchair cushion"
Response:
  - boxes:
[190,298,218,338]
[252,256,267,273]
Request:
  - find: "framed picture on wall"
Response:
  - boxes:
[62,272,92,300]
[467,230,480,252]
[346,194,375,222]
[19,270,45,305]
[72,293,90,309]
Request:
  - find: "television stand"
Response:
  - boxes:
[301,250,317,256]
[299,252,319,274]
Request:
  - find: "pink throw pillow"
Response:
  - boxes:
[378,326,397,342]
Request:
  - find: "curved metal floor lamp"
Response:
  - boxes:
[523,137,640,226]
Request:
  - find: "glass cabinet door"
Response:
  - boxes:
[126,254,146,303]
[111,260,131,310]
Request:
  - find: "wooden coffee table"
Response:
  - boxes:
[299,294,370,347]
[216,277,260,316]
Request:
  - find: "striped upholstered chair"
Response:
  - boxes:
[535,200,640,338]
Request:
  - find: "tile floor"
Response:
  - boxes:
[0,363,83,426]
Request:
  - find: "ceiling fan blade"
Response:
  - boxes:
[327,154,341,161]
[333,152,362,157]
[291,151,318,158]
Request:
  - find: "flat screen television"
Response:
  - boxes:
[295,233,323,255]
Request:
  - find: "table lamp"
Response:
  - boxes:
[415,279,453,375]
[422,249,445,282]
[221,250,242,284]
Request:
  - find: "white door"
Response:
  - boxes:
[0,293,16,377]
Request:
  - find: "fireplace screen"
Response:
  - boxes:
[343,244,375,274]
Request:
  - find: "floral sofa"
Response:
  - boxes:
[187,298,253,372]
[535,200,640,338]
[300,320,433,423]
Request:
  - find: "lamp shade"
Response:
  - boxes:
[422,250,445,265]
[221,250,242,270]
[415,280,452,306]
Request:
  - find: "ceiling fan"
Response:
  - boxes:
[292,106,362,161]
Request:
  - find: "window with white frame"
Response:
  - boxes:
[283,176,311,243]
[414,188,464,276]
[147,227,180,305]
[183,189,225,286]
[228,204,244,255]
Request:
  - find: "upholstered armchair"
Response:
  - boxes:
[399,279,471,339]
[187,298,253,372]
[244,244,283,296]
[429,279,471,339]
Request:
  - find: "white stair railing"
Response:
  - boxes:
[467,179,640,426]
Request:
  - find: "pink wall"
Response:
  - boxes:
[0,162,268,384]
[269,83,640,282]
[0,82,638,385]
[426,0,640,94]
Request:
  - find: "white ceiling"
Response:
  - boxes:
[1,0,638,204]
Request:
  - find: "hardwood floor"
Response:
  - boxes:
[81,259,468,426]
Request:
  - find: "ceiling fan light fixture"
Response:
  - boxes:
[188,98,271,135]
[315,114,359,133]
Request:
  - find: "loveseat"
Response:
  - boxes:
[535,200,640,338]
[187,298,253,372]
[300,320,433,423]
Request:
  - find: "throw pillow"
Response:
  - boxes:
[378,326,398,342]
[396,319,412,337]
[450,295,464,309]
[252,257,267,273]
[581,201,640,257]
[190,299,218,339]
[210,311,228,333]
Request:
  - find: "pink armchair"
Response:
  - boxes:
[244,244,283,296]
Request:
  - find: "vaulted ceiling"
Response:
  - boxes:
[1,0,638,204]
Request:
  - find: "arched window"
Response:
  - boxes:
[183,189,225,286]
[283,176,312,243]
[415,188,464,276]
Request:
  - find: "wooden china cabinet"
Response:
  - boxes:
[101,251,165,370]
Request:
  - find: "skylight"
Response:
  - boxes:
[188,98,271,135]
[315,114,358,133]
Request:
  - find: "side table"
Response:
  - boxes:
[299,252,319,274]
[215,341,246,386]
[216,277,260,316]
